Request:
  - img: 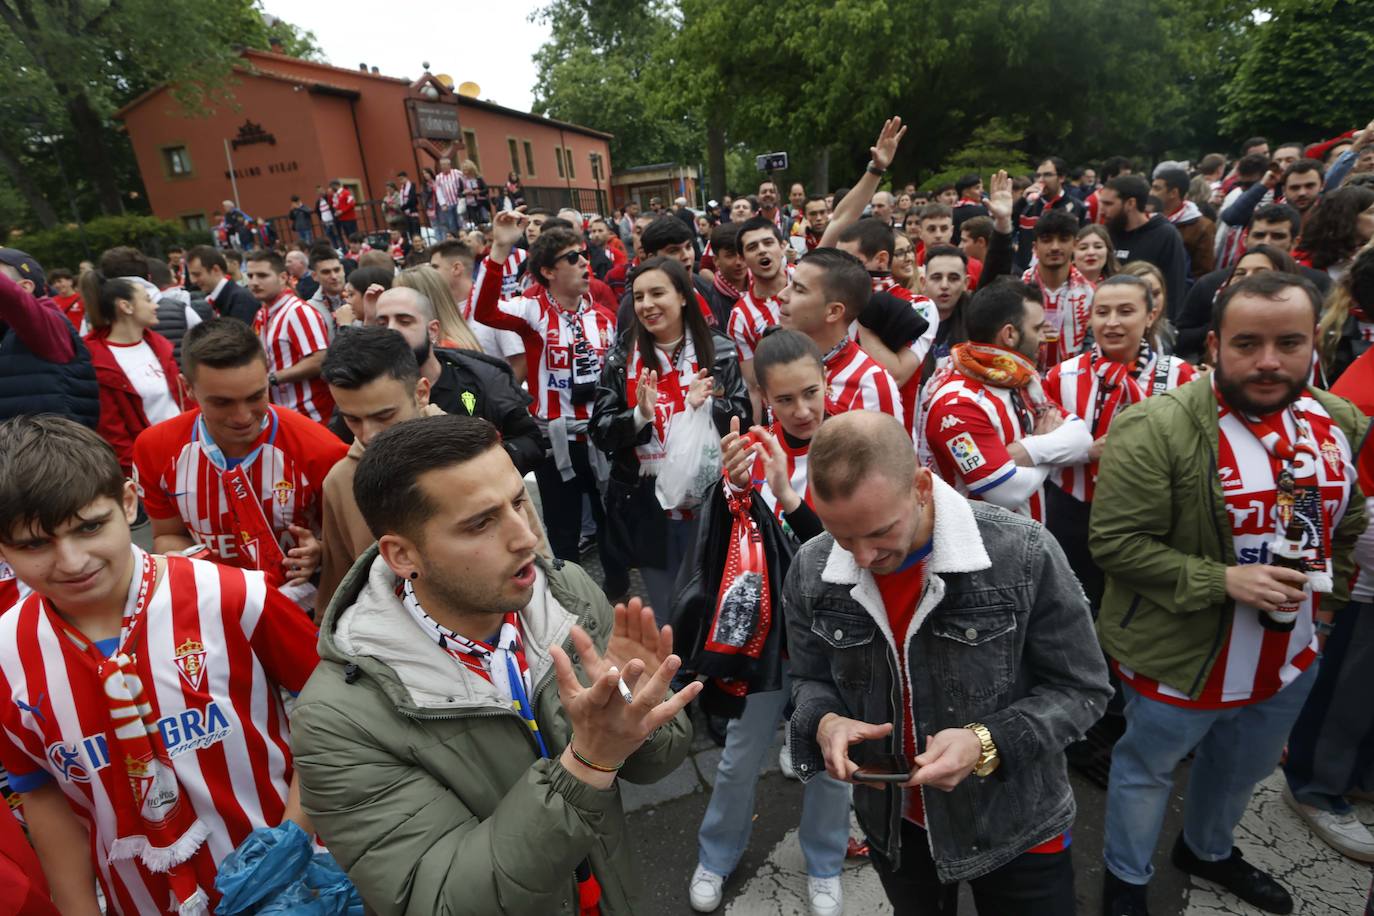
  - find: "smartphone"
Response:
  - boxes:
[853,754,911,783]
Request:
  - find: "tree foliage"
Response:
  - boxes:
[1220,0,1374,142]
[923,120,1033,192]
[0,0,318,234]
[16,215,210,272]
[531,0,1289,197]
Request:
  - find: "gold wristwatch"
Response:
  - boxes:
[965,722,1000,777]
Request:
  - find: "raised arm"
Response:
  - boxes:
[0,273,75,362]
[819,117,908,247]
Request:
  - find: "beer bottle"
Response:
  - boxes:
[1260,513,1307,632]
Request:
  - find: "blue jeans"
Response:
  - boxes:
[436,205,460,237]
[698,681,852,879]
[1104,662,1319,884]
[297,227,314,244]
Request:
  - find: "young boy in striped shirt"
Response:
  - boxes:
[0,415,319,915]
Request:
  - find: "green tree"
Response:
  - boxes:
[531,0,701,173]
[922,119,1033,191]
[0,0,317,231]
[1220,0,1374,142]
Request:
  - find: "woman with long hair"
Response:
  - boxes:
[333,265,394,328]
[1318,245,1374,383]
[460,159,488,227]
[1298,185,1374,279]
[80,272,185,473]
[504,171,524,209]
[891,231,918,289]
[591,256,750,621]
[393,266,482,351]
[687,326,851,915]
[1074,224,1119,286]
[1045,273,1196,610]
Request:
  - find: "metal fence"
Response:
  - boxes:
[252,185,610,249]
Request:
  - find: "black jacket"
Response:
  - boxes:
[590,330,751,566]
[0,319,99,429]
[670,480,797,718]
[212,279,262,326]
[328,348,545,475]
[1110,216,1190,322]
[154,291,214,364]
[430,348,545,475]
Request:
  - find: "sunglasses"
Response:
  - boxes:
[555,250,588,267]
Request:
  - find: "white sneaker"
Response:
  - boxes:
[807,875,844,916]
[1284,784,1374,862]
[689,864,725,912]
[779,743,798,780]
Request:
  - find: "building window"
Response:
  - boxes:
[523,140,535,176]
[181,213,207,232]
[508,138,520,176]
[463,130,480,169]
[590,153,602,181]
[564,148,576,180]
[162,145,193,177]
[555,147,565,179]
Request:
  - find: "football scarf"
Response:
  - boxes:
[400,581,605,914]
[702,474,773,698]
[625,335,694,475]
[942,341,1047,430]
[713,269,744,304]
[1218,383,1334,593]
[192,412,288,586]
[50,551,211,915]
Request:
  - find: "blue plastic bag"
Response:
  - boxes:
[302,852,364,916]
[214,821,313,915]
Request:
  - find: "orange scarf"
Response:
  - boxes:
[949,342,1046,409]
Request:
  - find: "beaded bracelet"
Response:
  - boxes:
[570,745,624,773]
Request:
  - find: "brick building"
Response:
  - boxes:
[115,49,614,239]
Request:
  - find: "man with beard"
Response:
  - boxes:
[1091,272,1367,916]
[1013,157,1088,270]
[1152,167,1216,280]
[923,280,1092,523]
[1100,176,1189,321]
[372,286,543,475]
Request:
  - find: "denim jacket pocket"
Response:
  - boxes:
[811,608,878,692]
[929,606,1017,701]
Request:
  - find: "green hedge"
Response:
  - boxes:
[13,215,213,273]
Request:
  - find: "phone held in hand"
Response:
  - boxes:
[853,753,910,783]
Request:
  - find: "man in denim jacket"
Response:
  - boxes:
[784,410,1111,914]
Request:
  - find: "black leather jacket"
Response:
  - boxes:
[784,479,1111,882]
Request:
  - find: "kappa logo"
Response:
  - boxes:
[947,431,985,474]
[939,414,963,431]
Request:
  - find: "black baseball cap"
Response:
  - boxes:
[0,248,47,296]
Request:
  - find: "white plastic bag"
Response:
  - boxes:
[655,400,721,511]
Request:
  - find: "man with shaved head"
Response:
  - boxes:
[783,410,1110,915]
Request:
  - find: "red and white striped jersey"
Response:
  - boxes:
[132,408,347,572]
[824,339,903,426]
[260,291,333,422]
[924,375,1045,521]
[1116,395,1353,707]
[1045,352,1196,501]
[503,248,528,299]
[472,256,616,426]
[1021,266,1094,369]
[727,286,784,361]
[0,548,319,914]
[433,170,463,208]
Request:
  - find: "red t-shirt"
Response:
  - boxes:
[874,544,1068,853]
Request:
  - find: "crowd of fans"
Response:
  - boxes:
[0,110,1371,916]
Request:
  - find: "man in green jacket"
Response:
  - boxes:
[291,413,701,915]
[1091,271,1368,916]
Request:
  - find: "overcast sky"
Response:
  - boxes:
[263,0,550,111]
